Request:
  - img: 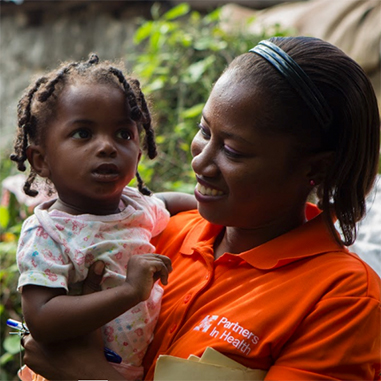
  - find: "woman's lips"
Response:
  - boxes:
[196,182,224,196]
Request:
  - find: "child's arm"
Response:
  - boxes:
[21,254,172,344]
[155,192,197,216]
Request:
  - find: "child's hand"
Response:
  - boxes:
[125,254,172,302]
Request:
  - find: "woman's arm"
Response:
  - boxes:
[22,254,172,343]
[155,192,197,216]
[23,332,125,381]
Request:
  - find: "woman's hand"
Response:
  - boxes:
[125,254,172,301]
[22,329,111,381]
[22,261,124,380]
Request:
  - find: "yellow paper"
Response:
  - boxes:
[187,354,201,362]
[200,347,247,370]
[154,347,267,380]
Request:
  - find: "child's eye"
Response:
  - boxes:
[117,129,132,140]
[72,129,91,139]
[198,123,211,139]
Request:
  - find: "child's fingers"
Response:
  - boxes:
[152,254,173,273]
[151,255,172,285]
[82,261,105,295]
[126,254,172,293]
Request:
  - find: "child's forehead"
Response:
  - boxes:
[57,83,129,114]
[58,80,126,102]
[66,72,122,88]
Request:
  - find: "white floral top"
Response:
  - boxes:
[16,186,170,380]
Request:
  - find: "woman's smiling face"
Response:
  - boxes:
[191,69,311,231]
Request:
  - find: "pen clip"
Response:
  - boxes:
[104,347,122,364]
[6,319,30,337]
[7,320,122,365]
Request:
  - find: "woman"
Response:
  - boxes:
[22,36,380,380]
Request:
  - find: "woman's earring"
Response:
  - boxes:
[309,179,316,187]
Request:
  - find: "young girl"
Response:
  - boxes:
[10,54,196,380]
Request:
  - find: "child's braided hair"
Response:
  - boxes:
[11,54,156,197]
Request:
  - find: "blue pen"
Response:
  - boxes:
[7,319,122,364]
[6,319,30,335]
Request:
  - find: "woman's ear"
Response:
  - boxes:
[306,151,334,185]
[26,145,51,178]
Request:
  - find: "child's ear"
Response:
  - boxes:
[26,145,51,178]
[305,151,334,185]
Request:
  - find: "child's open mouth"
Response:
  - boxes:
[92,164,119,180]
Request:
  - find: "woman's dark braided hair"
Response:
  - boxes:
[11,54,156,197]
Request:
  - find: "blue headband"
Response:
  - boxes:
[249,40,332,130]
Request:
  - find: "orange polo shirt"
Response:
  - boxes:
[143,204,380,380]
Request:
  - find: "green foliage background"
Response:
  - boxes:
[127,3,287,193]
[0,4,289,379]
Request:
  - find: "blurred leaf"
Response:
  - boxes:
[150,2,162,20]
[0,241,18,255]
[133,21,153,44]
[185,57,215,83]
[0,206,10,229]
[3,335,21,355]
[203,8,221,23]
[182,103,204,119]
[0,352,14,366]
[163,3,190,20]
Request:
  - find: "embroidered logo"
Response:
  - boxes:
[193,315,219,333]
[193,315,259,355]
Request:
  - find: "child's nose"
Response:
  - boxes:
[96,136,117,157]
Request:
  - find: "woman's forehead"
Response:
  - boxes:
[207,73,266,121]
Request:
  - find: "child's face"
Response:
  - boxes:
[191,70,311,231]
[34,82,141,215]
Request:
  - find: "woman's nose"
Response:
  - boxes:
[191,132,218,177]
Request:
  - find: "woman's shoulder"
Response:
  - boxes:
[165,209,206,234]
[309,249,380,301]
[151,210,205,248]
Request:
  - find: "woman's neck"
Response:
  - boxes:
[214,215,305,260]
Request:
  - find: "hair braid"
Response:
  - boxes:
[38,63,78,102]
[136,171,152,196]
[109,67,142,121]
[23,171,38,197]
[109,69,157,195]
[86,53,99,66]
[130,79,157,160]
[10,77,48,171]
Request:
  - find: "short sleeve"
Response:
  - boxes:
[266,295,381,380]
[17,217,72,292]
[144,195,170,237]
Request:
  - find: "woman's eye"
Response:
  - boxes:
[198,123,211,139]
[223,145,243,159]
[117,130,132,140]
[72,129,91,139]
